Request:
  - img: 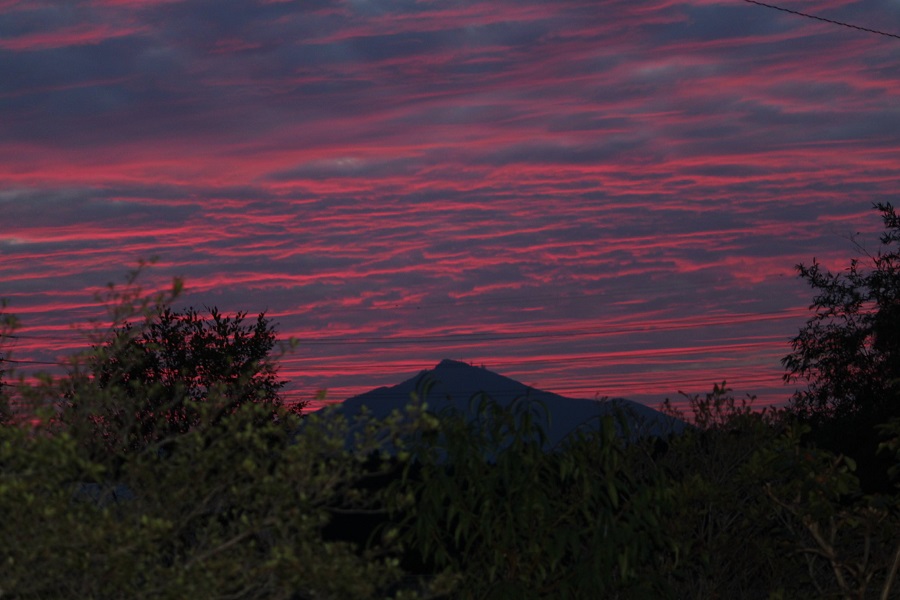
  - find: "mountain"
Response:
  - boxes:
[321,359,685,447]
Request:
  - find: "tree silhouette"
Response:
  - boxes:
[65,306,299,455]
[0,301,18,426]
[783,202,900,421]
[783,203,900,491]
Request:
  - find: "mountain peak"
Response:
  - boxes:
[325,359,685,445]
[435,358,471,369]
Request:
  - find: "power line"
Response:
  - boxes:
[742,0,900,40]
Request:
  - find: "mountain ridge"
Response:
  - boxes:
[322,359,685,446]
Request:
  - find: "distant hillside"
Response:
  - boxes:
[320,359,685,447]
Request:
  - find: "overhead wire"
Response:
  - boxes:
[742,0,900,40]
[7,0,887,404]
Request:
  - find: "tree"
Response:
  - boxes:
[782,202,900,491]
[394,395,674,598]
[2,266,438,598]
[753,422,900,599]
[783,202,900,421]
[1,388,437,599]
[64,306,301,457]
[0,299,19,425]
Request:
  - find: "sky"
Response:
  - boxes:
[1,0,899,411]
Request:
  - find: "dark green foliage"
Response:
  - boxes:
[0,271,431,597]
[4,257,900,598]
[753,421,900,599]
[395,394,677,599]
[0,400,436,599]
[653,385,794,598]
[5,363,900,598]
[654,387,900,599]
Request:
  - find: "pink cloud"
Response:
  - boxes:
[0,24,145,51]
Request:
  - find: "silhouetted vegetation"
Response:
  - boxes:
[62,304,295,465]
[784,202,900,420]
[784,202,900,491]
[0,299,18,425]
[3,204,900,600]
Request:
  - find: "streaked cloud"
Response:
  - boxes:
[2,0,898,410]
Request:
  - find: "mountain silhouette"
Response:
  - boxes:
[324,359,685,447]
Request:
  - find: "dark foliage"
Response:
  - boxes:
[64,306,298,457]
[0,301,17,425]
[783,203,900,491]
[783,202,900,421]
[0,362,9,426]
[4,253,900,597]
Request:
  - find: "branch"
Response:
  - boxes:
[881,542,900,600]
[184,527,262,570]
[324,506,390,516]
[804,519,849,592]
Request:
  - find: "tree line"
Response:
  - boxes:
[1,204,900,598]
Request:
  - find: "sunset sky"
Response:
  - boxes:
[2,0,899,411]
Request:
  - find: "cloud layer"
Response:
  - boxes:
[2,0,899,409]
